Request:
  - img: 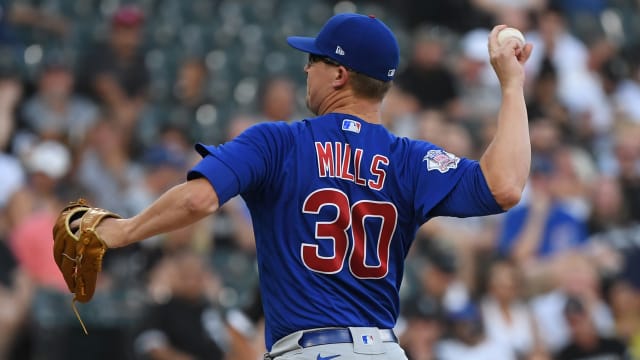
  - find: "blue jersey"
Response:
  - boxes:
[188,113,503,349]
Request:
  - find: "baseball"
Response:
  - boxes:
[497,27,525,47]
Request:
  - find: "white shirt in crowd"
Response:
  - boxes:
[481,297,537,356]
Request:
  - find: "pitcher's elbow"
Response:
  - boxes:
[494,185,523,210]
[183,180,219,216]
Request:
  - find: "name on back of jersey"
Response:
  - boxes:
[315,141,388,191]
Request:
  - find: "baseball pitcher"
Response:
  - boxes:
[53,13,532,360]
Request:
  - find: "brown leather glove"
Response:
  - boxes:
[52,199,121,303]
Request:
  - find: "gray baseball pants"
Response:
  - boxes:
[264,327,408,360]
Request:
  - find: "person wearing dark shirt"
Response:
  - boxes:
[395,27,458,112]
[613,126,640,223]
[0,237,33,360]
[556,297,628,360]
[159,57,219,145]
[77,5,149,134]
[135,251,227,360]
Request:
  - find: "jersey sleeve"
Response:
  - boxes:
[428,162,504,217]
[411,141,502,223]
[187,122,292,206]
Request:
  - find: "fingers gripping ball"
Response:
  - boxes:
[52,199,121,303]
[497,27,525,47]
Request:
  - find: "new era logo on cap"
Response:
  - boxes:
[335,46,345,55]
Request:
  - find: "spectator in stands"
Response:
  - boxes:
[525,6,589,86]
[395,26,459,113]
[161,57,219,145]
[586,175,640,316]
[410,109,447,144]
[555,296,627,360]
[0,260,33,360]
[21,54,98,150]
[208,114,257,253]
[143,223,211,302]
[614,46,640,123]
[471,0,545,24]
[135,251,228,359]
[393,0,492,33]
[76,117,144,217]
[550,146,595,220]
[0,0,68,62]
[0,70,25,214]
[77,4,149,136]
[226,288,266,360]
[527,118,562,174]
[531,253,616,353]
[525,60,572,138]
[440,123,475,158]
[0,68,22,152]
[497,150,589,267]
[552,0,608,39]
[257,75,298,121]
[587,175,631,234]
[527,8,616,147]
[2,1,68,38]
[8,140,70,290]
[612,123,640,222]
[378,86,421,134]
[399,295,442,360]
[5,139,81,359]
[0,73,29,360]
[455,28,502,122]
[0,205,33,360]
[437,301,515,359]
[404,238,475,323]
[125,143,189,215]
[481,260,545,359]
[606,278,640,358]
[562,36,617,147]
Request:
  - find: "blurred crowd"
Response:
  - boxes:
[0,0,639,359]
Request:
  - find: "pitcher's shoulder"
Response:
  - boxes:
[240,121,297,143]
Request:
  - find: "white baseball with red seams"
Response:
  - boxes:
[497,27,525,47]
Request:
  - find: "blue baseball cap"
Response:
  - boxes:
[287,13,399,82]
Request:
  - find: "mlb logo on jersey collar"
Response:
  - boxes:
[342,119,361,133]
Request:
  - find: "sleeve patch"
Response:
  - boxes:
[423,149,460,173]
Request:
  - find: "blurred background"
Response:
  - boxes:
[0,0,640,359]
